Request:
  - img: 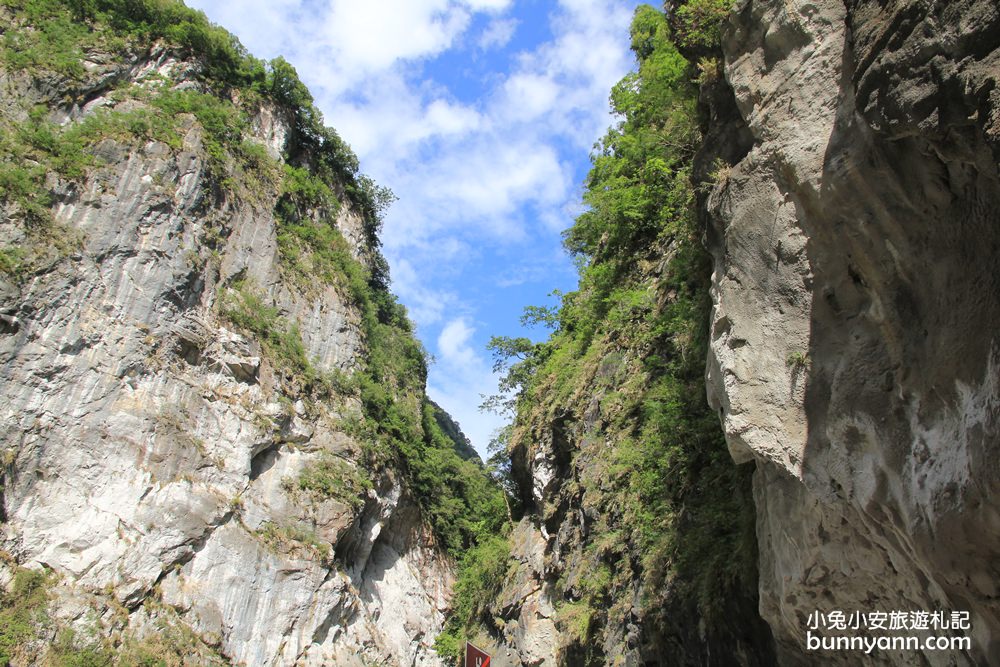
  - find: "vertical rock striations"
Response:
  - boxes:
[0,3,502,664]
[704,0,1000,663]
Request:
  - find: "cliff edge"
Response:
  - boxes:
[704,0,1000,663]
[0,3,505,664]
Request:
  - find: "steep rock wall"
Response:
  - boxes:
[475,8,777,665]
[704,0,1000,663]
[0,18,452,667]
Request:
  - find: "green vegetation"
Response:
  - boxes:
[0,78,269,279]
[114,622,230,667]
[0,567,50,664]
[0,247,26,278]
[47,628,116,667]
[0,0,379,277]
[786,350,810,370]
[1,0,261,84]
[0,566,221,666]
[414,400,508,555]
[477,3,752,662]
[255,521,332,561]
[288,454,372,509]
[218,280,319,387]
[555,601,593,647]
[433,531,511,663]
[143,88,276,189]
[0,0,97,79]
[672,0,734,50]
[0,105,91,238]
[343,376,508,557]
[274,165,364,292]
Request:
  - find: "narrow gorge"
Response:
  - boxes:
[0,1,997,666]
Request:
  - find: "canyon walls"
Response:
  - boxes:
[1,1,997,665]
[704,0,1000,663]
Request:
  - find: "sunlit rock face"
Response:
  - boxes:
[0,46,451,666]
[705,0,1000,663]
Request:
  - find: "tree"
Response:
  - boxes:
[480,335,543,417]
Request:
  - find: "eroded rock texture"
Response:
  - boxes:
[0,45,450,666]
[705,0,1000,663]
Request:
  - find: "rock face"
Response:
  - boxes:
[0,26,452,667]
[4,1,997,665]
[475,7,779,665]
[704,0,1000,663]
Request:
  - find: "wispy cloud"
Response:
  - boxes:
[479,17,518,50]
[388,256,457,328]
[429,318,505,455]
[437,318,478,369]
[495,247,575,288]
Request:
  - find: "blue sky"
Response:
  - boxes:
[186,0,644,456]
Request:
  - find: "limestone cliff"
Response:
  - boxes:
[703,0,1000,663]
[0,3,503,665]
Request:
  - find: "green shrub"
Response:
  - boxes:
[556,601,593,646]
[218,280,317,386]
[786,350,809,369]
[0,567,51,663]
[255,521,331,561]
[83,0,264,86]
[0,0,93,78]
[0,247,24,276]
[412,400,508,554]
[49,628,115,667]
[114,613,230,666]
[673,0,733,50]
[433,532,511,664]
[291,454,372,509]
[274,165,364,293]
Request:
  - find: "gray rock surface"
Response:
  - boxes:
[493,520,557,667]
[705,0,1000,663]
[0,48,451,666]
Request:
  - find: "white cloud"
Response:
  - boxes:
[430,317,506,457]
[321,1,470,72]
[500,72,560,121]
[495,248,575,288]
[388,256,456,328]
[326,75,482,158]
[373,132,572,251]
[437,318,477,369]
[426,99,483,135]
[190,0,514,97]
[432,140,568,217]
[187,0,301,57]
[479,17,518,49]
[461,0,512,10]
